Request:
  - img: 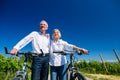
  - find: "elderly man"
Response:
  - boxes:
[10,20,50,80]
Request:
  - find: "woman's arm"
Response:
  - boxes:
[63,40,88,54]
[73,46,88,54]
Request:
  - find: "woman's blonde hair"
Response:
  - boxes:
[52,29,61,39]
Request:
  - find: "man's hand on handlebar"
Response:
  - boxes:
[10,48,18,54]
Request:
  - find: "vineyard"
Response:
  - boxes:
[74,60,120,75]
[0,54,120,80]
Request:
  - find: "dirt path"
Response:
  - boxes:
[48,74,120,80]
[85,74,120,80]
[48,74,93,80]
[85,77,93,80]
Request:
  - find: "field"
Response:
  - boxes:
[0,52,120,80]
[85,73,120,80]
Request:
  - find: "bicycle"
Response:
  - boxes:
[4,47,37,80]
[5,47,88,80]
[53,50,88,80]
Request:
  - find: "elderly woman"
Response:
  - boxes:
[49,29,88,80]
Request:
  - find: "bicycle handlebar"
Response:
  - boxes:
[4,47,39,56]
[4,47,89,56]
[53,50,84,55]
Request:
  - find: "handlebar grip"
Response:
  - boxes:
[4,47,17,55]
[4,47,9,54]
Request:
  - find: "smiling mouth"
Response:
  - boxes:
[40,26,45,29]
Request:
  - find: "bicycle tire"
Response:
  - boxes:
[25,73,28,80]
[71,72,86,80]
[11,77,23,80]
[11,74,28,80]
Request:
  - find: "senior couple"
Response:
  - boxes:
[10,20,88,80]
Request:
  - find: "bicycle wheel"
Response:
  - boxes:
[14,73,28,80]
[11,75,26,80]
[11,77,23,80]
[72,72,86,80]
[25,73,28,80]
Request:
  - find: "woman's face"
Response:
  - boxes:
[53,30,60,40]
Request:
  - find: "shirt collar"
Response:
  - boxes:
[53,39,61,43]
[39,32,48,37]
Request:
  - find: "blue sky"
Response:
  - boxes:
[0,0,120,62]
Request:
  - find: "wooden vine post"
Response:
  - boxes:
[99,54,109,74]
[113,49,120,63]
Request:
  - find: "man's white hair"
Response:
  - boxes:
[40,20,48,27]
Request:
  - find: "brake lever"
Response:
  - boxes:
[75,50,83,55]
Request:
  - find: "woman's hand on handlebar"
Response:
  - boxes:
[10,48,18,54]
[79,48,89,54]
[73,46,89,54]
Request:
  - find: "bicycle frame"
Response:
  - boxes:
[4,47,32,80]
[66,53,78,80]
[15,53,31,79]
[53,50,87,80]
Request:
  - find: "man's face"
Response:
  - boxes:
[40,21,48,32]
